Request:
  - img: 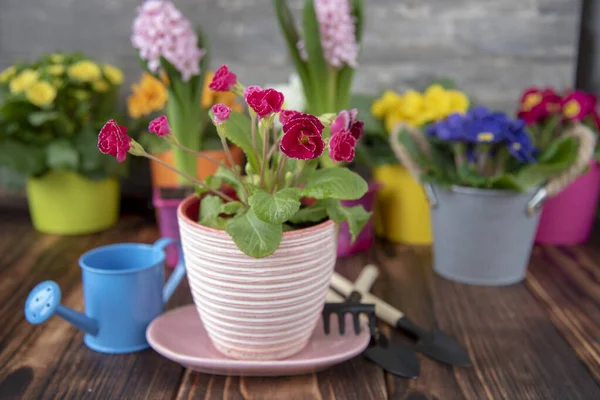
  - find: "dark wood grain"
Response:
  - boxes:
[526,245,600,382]
[1,207,600,399]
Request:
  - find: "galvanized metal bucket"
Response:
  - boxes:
[427,184,544,286]
[389,122,597,286]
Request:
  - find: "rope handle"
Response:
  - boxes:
[389,122,429,181]
[544,123,596,197]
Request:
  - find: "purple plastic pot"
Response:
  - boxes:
[337,182,381,258]
[153,188,190,268]
[535,161,600,245]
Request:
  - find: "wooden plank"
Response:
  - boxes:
[526,245,600,382]
[175,252,387,400]
[375,242,600,399]
[0,214,185,400]
[373,242,468,400]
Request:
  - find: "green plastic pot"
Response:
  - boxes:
[26,170,120,235]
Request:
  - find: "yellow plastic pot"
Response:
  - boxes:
[26,170,120,235]
[373,164,432,245]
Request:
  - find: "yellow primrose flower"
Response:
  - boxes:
[371,90,403,119]
[423,84,452,119]
[127,73,168,118]
[401,90,424,118]
[49,53,64,64]
[46,65,65,76]
[384,109,406,133]
[93,80,110,92]
[68,60,101,82]
[9,69,39,94]
[102,64,123,85]
[26,81,57,107]
[0,66,17,83]
[448,90,469,114]
[73,89,91,101]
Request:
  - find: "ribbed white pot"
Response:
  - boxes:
[177,196,337,360]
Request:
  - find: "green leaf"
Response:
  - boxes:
[303,0,329,113]
[196,174,223,196]
[249,188,301,224]
[0,140,46,176]
[225,110,262,173]
[516,135,579,189]
[199,195,228,230]
[289,200,329,224]
[335,0,363,110]
[46,140,79,170]
[28,111,59,126]
[324,199,371,242]
[273,0,310,97]
[226,209,283,258]
[486,174,525,191]
[220,201,244,215]
[350,94,384,134]
[214,165,246,200]
[301,167,368,200]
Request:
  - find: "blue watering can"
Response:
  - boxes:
[24,238,186,354]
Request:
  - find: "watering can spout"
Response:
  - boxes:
[24,281,99,336]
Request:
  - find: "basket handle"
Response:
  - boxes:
[527,123,597,216]
[389,122,428,181]
[389,122,440,207]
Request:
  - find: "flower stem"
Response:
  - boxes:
[250,113,261,167]
[292,160,309,187]
[170,140,228,169]
[220,135,249,199]
[259,123,269,188]
[144,152,236,203]
[273,156,287,193]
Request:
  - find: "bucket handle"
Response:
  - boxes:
[526,123,597,216]
[389,123,440,207]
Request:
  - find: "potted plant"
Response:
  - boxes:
[130,0,244,266]
[97,64,371,359]
[392,106,595,285]
[0,52,125,234]
[274,0,378,257]
[368,83,470,245]
[517,87,600,244]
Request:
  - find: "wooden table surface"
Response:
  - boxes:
[1,208,600,400]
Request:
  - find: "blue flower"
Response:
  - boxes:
[505,118,536,163]
[426,113,467,141]
[463,108,510,144]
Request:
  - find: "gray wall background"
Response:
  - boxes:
[0,0,584,195]
[0,0,582,111]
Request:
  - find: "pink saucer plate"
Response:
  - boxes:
[146,304,371,376]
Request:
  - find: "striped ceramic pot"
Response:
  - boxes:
[177,195,338,360]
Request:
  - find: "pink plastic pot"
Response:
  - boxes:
[535,161,600,245]
[337,182,381,257]
[177,195,337,361]
[152,188,184,268]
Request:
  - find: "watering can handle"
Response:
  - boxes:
[152,238,186,304]
[527,123,597,216]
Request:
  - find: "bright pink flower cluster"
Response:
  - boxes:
[280,112,325,160]
[245,87,285,119]
[98,120,132,163]
[212,104,232,125]
[328,109,363,162]
[149,115,171,136]
[209,65,237,92]
[299,0,359,68]
[517,87,599,128]
[131,0,205,81]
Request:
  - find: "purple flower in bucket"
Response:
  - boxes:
[505,118,536,163]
